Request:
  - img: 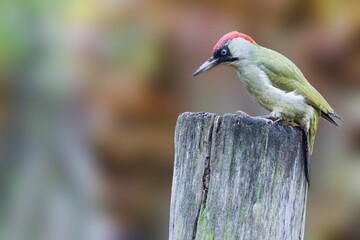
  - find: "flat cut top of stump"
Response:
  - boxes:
[169,112,308,240]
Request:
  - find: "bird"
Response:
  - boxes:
[193,31,342,184]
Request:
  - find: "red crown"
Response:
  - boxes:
[212,31,256,53]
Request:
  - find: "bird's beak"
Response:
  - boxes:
[192,57,218,77]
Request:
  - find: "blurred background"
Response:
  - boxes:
[0,0,359,239]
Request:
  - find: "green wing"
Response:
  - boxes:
[255,46,341,124]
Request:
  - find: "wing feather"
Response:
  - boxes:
[256,47,337,119]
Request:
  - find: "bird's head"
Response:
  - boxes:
[193,31,257,77]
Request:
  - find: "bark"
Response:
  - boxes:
[169,112,308,240]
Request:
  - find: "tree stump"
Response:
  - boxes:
[169,112,308,240]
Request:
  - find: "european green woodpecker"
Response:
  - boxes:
[193,31,342,184]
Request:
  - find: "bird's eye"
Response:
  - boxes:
[221,49,227,55]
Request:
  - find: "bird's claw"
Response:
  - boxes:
[236,112,286,125]
[263,118,275,124]
[256,115,280,124]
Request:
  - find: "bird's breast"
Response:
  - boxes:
[236,67,311,121]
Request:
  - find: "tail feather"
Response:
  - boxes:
[321,111,343,127]
[331,111,343,122]
[303,130,311,185]
[321,112,339,127]
[309,110,320,154]
[303,110,320,186]
[304,109,338,185]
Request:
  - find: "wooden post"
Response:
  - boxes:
[169,112,308,240]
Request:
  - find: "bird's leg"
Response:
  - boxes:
[303,130,311,186]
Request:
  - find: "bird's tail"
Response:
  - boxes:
[304,110,321,185]
[309,110,321,154]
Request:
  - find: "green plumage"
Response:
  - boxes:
[192,32,342,183]
[256,47,334,115]
[255,46,340,153]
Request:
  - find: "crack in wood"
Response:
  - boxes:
[191,115,221,239]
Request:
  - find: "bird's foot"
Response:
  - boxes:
[256,115,281,124]
[235,111,282,124]
[257,115,301,127]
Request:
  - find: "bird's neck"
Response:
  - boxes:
[233,60,278,112]
[233,60,267,89]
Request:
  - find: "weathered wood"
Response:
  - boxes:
[169,112,308,240]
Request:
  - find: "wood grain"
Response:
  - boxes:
[169,112,308,240]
